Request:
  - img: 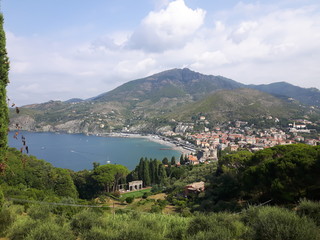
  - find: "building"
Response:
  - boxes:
[185,181,205,196]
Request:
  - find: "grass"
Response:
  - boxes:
[120,188,151,199]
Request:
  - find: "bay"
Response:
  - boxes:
[8,131,181,171]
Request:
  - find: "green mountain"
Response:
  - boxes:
[92,68,244,102]
[9,68,320,133]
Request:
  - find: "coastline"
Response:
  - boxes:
[103,132,193,155]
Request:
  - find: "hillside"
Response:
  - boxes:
[249,82,320,107]
[169,88,311,123]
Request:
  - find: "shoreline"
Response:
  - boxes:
[102,132,193,155]
[10,130,194,156]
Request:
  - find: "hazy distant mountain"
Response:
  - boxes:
[249,82,320,107]
[65,98,84,103]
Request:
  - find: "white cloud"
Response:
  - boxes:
[128,0,206,52]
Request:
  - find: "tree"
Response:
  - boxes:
[162,157,169,165]
[92,162,100,170]
[0,13,10,169]
[52,168,78,199]
[170,156,176,165]
[180,154,184,165]
[92,164,129,193]
[143,159,151,187]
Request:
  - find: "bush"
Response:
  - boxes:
[297,199,320,226]
[187,212,247,240]
[244,206,320,240]
[27,204,52,221]
[142,192,149,199]
[6,216,37,240]
[82,226,118,240]
[0,203,24,235]
[70,209,103,235]
[25,221,75,240]
[112,191,121,198]
[126,196,134,204]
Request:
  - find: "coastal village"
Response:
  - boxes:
[155,116,320,165]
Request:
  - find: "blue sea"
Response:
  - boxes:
[8,131,180,171]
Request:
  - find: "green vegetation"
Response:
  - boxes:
[1,143,320,239]
[120,188,151,199]
[0,202,319,239]
[0,13,9,170]
[169,88,310,123]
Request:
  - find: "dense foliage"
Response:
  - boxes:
[200,144,320,211]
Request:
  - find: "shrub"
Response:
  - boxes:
[244,206,320,240]
[70,209,103,235]
[0,203,24,235]
[25,221,75,240]
[6,216,37,240]
[126,196,134,204]
[27,204,52,221]
[142,192,149,199]
[112,191,121,198]
[297,199,320,226]
[187,212,247,240]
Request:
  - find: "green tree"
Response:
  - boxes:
[0,13,10,169]
[52,168,78,199]
[143,159,151,187]
[180,154,184,165]
[92,164,129,193]
[162,157,169,165]
[170,156,176,165]
[158,164,167,185]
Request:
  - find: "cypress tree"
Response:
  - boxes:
[143,159,151,187]
[137,157,144,180]
[180,154,184,165]
[0,13,9,170]
[158,164,167,185]
[170,156,176,165]
[150,159,156,184]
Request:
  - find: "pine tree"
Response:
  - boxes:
[0,13,9,170]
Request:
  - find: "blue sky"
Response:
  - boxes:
[3,0,320,105]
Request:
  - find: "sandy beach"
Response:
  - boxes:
[103,133,193,155]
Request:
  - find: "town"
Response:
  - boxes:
[156,116,320,164]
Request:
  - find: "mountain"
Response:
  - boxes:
[9,68,320,134]
[249,82,320,107]
[92,68,244,102]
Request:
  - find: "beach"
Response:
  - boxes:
[103,132,193,156]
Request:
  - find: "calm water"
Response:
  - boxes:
[8,131,180,171]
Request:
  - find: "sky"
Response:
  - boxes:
[2,0,320,105]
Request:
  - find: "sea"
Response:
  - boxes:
[8,131,181,171]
